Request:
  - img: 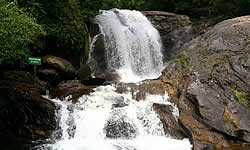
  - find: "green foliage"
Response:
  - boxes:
[176,53,191,69]
[0,0,45,67]
[184,99,193,108]
[143,0,175,11]
[246,39,250,45]
[2,0,250,68]
[232,86,248,106]
[206,0,250,23]
[210,0,250,18]
[15,0,104,63]
[115,0,146,10]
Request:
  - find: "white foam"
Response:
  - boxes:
[38,85,192,150]
[36,9,191,150]
[92,9,164,83]
[117,69,162,83]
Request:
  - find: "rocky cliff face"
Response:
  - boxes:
[160,16,250,149]
[143,11,196,62]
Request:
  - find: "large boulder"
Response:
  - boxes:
[37,68,60,86]
[2,71,35,84]
[104,118,138,139]
[0,71,56,144]
[42,55,76,80]
[104,109,138,139]
[50,80,93,103]
[160,16,250,149]
[143,11,196,62]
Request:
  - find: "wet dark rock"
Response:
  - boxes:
[116,80,166,101]
[104,117,137,139]
[82,77,106,86]
[104,70,121,82]
[160,16,250,149]
[42,55,76,80]
[153,103,189,140]
[87,34,107,77]
[0,71,56,142]
[1,71,47,94]
[136,80,166,101]
[37,69,60,84]
[90,70,121,83]
[112,96,128,108]
[50,80,93,102]
[89,23,100,37]
[79,64,91,81]
[143,11,196,62]
[2,71,35,84]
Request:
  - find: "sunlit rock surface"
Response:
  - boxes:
[160,16,250,149]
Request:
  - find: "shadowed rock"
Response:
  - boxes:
[104,118,137,139]
[153,103,189,140]
[0,71,56,143]
[37,68,60,84]
[50,80,93,103]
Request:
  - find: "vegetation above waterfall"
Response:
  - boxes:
[1,0,250,68]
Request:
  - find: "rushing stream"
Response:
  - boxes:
[35,9,192,150]
[37,85,192,150]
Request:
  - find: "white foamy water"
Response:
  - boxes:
[89,9,164,82]
[35,9,192,150]
[36,85,192,150]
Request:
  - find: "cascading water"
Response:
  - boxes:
[35,9,192,150]
[89,9,164,82]
[36,85,192,150]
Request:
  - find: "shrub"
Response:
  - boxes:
[0,0,45,67]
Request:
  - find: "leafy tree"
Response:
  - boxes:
[210,0,250,17]
[14,0,106,67]
[0,0,45,67]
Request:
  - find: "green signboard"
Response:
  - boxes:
[29,57,41,65]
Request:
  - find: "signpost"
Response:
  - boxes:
[29,57,41,84]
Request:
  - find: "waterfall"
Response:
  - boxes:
[89,9,164,82]
[35,9,192,150]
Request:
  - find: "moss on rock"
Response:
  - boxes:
[232,86,248,106]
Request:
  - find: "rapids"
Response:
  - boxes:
[36,85,192,150]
